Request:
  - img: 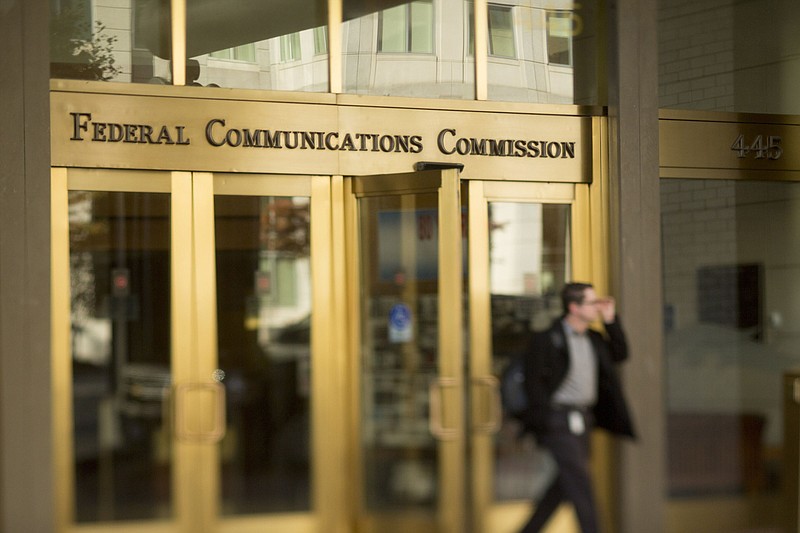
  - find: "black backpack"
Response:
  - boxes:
[500,355,528,420]
[500,329,562,421]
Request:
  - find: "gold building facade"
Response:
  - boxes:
[7,1,799,532]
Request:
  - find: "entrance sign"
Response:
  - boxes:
[51,82,596,182]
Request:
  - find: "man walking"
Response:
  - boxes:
[520,282,635,533]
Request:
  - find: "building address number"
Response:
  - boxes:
[731,134,782,160]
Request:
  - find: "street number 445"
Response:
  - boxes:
[731,134,783,160]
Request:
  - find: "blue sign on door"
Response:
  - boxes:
[388,303,413,343]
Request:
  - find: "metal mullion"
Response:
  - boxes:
[328,0,342,93]
[466,179,494,533]
[436,169,465,533]
[406,3,412,53]
[171,0,186,85]
[51,168,75,531]
[474,0,488,100]
[170,171,196,532]
[323,175,351,531]
[190,172,221,531]
[342,178,368,528]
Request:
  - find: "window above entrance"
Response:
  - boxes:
[49,0,608,106]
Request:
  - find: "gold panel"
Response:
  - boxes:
[51,88,594,183]
[213,173,312,196]
[660,111,800,180]
[351,170,442,196]
[480,180,575,202]
[67,168,173,192]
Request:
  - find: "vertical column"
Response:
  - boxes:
[606,0,664,531]
[0,0,54,530]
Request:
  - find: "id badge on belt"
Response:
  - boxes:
[568,410,585,435]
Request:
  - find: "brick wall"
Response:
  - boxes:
[658,0,735,111]
[658,0,800,114]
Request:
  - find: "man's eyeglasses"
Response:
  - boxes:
[582,298,609,306]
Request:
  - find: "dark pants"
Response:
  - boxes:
[520,409,597,533]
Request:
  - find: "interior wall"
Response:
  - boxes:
[662,180,800,445]
[661,180,738,331]
[0,0,54,530]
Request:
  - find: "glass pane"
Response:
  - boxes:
[546,12,572,66]
[359,192,440,512]
[280,34,303,62]
[410,2,434,54]
[344,0,474,99]
[489,6,515,59]
[215,195,312,515]
[234,44,257,63]
[51,0,173,83]
[662,179,799,532]
[490,203,571,501]
[380,6,408,53]
[187,0,328,91]
[659,0,800,114]
[487,2,605,105]
[70,191,172,522]
[314,27,328,55]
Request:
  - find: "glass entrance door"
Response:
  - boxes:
[53,168,596,533]
[467,180,591,533]
[52,169,340,533]
[347,173,593,533]
[347,169,466,533]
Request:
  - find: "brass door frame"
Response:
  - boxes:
[51,169,342,533]
[52,168,186,533]
[211,173,345,533]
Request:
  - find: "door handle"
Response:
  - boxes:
[173,382,226,443]
[429,377,459,440]
[471,376,502,434]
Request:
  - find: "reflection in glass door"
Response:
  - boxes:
[208,174,341,533]
[214,193,312,516]
[52,170,182,530]
[487,201,571,489]
[348,169,465,533]
[65,187,173,523]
